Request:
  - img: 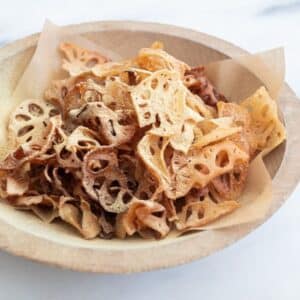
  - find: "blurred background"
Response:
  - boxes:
[0,0,300,299]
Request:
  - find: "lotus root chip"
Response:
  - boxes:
[70,102,136,145]
[136,47,189,78]
[192,117,242,150]
[176,196,239,231]
[240,86,286,153]
[137,134,170,187]
[60,42,110,76]
[59,196,100,239]
[116,199,170,239]
[166,140,249,199]
[8,99,60,147]
[131,70,186,136]
[13,194,59,223]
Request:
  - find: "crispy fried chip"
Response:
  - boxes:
[136,46,189,78]
[217,101,256,155]
[176,196,239,231]
[60,42,109,76]
[241,86,286,153]
[116,199,170,239]
[184,66,227,106]
[192,117,242,149]
[13,194,59,223]
[209,159,249,202]
[70,102,136,145]
[131,70,186,136]
[169,120,195,154]
[82,148,132,212]
[6,174,29,196]
[166,140,249,199]
[137,134,170,187]
[59,196,100,239]
[8,99,60,147]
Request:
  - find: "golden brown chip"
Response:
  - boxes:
[217,101,255,156]
[160,196,177,222]
[82,148,130,211]
[186,90,215,118]
[8,99,60,147]
[97,182,132,213]
[209,159,249,202]
[1,115,62,170]
[59,196,100,239]
[44,74,100,113]
[116,199,170,239]
[60,42,109,76]
[176,195,239,231]
[136,46,189,78]
[169,121,194,154]
[166,140,249,199]
[52,125,99,169]
[70,102,136,146]
[12,194,59,223]
[101,77,133,110]
[184,66,227,106]
[6,174,29,196]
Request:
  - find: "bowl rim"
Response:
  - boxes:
[0,20,299,273]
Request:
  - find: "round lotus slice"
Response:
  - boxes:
[8,99,60,147]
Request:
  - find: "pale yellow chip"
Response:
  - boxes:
[169,97,205,153]
[192,117,242,149]
[241,86,286,153]
[131,69,186,136]
[170,120,195,154]
[186,91,215,118]
[137,134,170,187]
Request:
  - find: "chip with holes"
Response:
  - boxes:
[137,134,170,187]
[8,99,60,147]
[176,195,239,231]
[192,117,242,150]
[132,70,186,136]
[166,140,249,199]
[60,42,109,76]
[136,46,189,78]
[241,86,286,153]
[70,102,136,146]
[116,199,170,239]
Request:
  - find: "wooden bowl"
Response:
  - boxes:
[0,21,299,273]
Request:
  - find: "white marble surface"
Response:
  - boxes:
[0,1,300,299]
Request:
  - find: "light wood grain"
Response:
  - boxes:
[0,21,298,273]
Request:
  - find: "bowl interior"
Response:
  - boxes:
[0,27,286,251]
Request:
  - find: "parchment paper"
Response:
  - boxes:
[13,20,121,102]
[10,20,285,231]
